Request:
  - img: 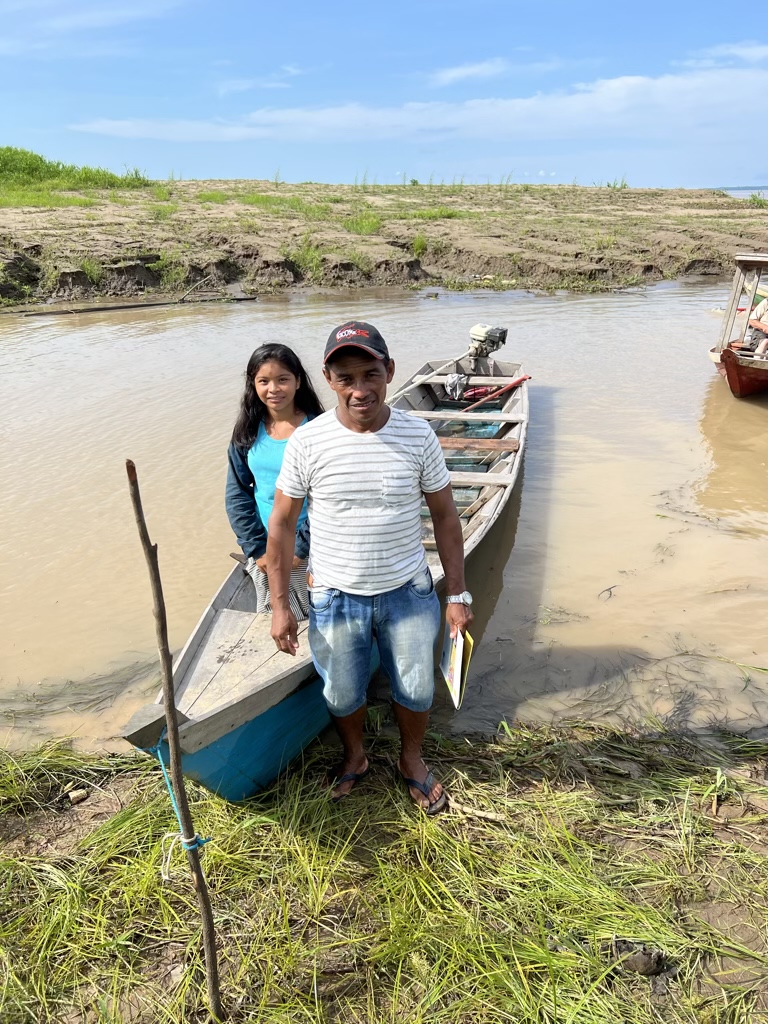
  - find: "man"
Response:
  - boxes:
[747,297,768,358]
[734,295,768,357]
[267,321,473,814]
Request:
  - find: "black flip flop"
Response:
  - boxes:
[327,763,370,802]
[399,769,448,816]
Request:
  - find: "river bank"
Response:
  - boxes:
[3,723,768,1022]
[3,179,768,307]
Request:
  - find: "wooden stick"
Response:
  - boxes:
[126,460,224,1023]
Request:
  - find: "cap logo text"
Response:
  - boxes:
[336,327,369,341]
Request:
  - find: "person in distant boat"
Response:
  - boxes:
[266,321,473,815]
[736,296,768,356]
[226,344,324,620]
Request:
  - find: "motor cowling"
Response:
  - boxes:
[467,323,507,363]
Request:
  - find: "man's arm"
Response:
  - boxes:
[267,489,304,655]
[424,484,473,638]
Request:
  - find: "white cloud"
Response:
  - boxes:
[72,65,768,145]
[677,40,768,68]
[216,64,310,96]
[0,0,184,56]
[429,58,508,87]
[217,78,290,96]
[43,4,178,31]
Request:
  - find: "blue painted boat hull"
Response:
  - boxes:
[150,678,330,802]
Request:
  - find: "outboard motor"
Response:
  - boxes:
[467,323,507,368]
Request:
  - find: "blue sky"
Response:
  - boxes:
[2,0,767,187]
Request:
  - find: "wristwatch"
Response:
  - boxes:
[446,591,473,606]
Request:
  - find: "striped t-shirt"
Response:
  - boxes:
[276,407,450,595]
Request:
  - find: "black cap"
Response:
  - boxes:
[324,321,390,365]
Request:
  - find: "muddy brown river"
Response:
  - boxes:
[1,283,767,749]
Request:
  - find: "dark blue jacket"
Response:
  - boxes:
[225,439,310,560]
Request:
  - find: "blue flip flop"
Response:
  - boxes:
[327,763,370,802]
[399,769,448,816]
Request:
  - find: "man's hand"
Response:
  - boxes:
[255,554,268,572]
[446,602,473,639]
[271,607,299,655]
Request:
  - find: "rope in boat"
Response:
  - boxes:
[144,729,212,880]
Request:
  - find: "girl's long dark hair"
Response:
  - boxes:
[231,344,324,450]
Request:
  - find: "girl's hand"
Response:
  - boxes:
[291,555,306,569]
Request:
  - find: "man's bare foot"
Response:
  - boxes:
[397,758,447,814]
[327,756,369,801]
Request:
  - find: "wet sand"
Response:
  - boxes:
[1,281,767,747]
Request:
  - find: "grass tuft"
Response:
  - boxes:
[342,211,383,235]
[241,193,331,219]
[412,232,428,258]
[283,233,325,281]
[197,190,230,204]
[409,206,462,220]
[147,203,178,222]
[79,257,103,285]
[147,251,188,289]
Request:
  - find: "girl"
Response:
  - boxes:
[226,344,324,618]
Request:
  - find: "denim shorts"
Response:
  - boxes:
[308,565,441,717]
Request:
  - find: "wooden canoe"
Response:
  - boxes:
[711,252,768,397]
[389,355,528,571]
[122,351,528,801]
[720,347,768,398]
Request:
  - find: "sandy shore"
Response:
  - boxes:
[3,181,768,307]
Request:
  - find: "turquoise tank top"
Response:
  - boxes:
[247,419,308,532]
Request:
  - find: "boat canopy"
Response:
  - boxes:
[716,252,768,353]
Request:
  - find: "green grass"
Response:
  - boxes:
[79,257,103,285]
[748,193,768,208]
[0,147,151,210]
[197,190,230,204]
[411,232,428,258]
[344,248,374,275]
[147,203,178,222]
[240,193,331,219]
[147,251,188,289]
[0,146,149,190]
[343,211,383,235]
[0,189,95,209]
[283,233,325,280]
[2,726,768,1022]
[409,206,462,220]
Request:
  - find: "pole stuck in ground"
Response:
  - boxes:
[126,459,224,1022]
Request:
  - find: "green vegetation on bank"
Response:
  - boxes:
[2,147,768,304]
[3,724,768,1022]
[0,146,150,208]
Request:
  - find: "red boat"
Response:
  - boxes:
[720,347,768,398]
[710,252,768,398]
